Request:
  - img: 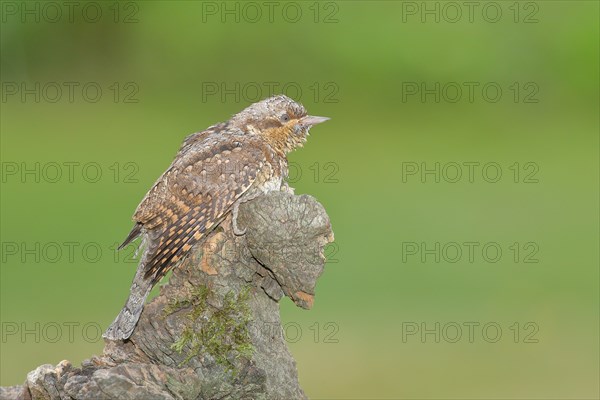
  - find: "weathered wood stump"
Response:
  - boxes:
[0,192,334,400]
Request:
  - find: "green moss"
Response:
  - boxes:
[164,285,254,373]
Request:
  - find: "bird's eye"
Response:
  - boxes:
[280,113,290,123]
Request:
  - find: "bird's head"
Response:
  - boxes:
[229,95,329,154]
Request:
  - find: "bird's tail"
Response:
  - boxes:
[103,263,153,340]
[105,227,166,340]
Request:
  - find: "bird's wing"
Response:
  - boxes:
[131,136,272,285]
[118,125,231,250]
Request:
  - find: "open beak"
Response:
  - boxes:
[300,115,330,126]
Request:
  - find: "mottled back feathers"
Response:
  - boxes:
[122,133,278,285]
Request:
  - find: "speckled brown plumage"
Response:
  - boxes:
[104,95,329,340]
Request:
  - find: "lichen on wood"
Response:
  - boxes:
[165,285,254,372]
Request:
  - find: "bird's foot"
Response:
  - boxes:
[281,182,295,194]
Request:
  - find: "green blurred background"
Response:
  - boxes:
[1,1,598,398]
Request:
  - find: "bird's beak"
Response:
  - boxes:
[300,115,330,126]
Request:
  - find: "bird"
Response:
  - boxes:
[103,95,329,340]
